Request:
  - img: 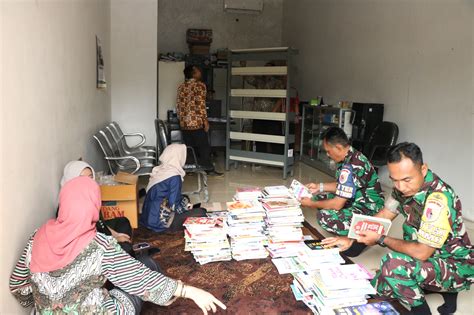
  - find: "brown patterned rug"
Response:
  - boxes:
[134,227,311,315]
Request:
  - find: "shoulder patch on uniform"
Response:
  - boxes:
[339,168,351,184]
[423,192,448,222]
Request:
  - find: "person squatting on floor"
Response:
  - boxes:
[301,127,384,235]
[322,142,474,315]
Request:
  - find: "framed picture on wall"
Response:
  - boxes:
[96,36,106,90]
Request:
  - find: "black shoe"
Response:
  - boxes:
[437,292,458,315]
[206,170,224,177]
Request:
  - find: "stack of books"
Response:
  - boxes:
[291,264,377,314]
[183,217,231,265]
[234,187,262,201]
[262,185,292,199]
[226,200,268,260]
[271,240,345,274]
[262,197,305,245]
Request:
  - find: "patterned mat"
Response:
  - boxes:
[134,227,310,315]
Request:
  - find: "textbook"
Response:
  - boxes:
[348,214,392,239]
[289,179,312,200]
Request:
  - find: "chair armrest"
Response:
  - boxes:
[104,156,140,174]
[122,133,146,149]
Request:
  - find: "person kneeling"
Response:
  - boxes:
[323,143,474,315]
[300,127,384,236]
[140,144,206,233]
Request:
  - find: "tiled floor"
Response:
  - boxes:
[179,152,474,314]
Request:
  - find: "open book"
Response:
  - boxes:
[348,213,392,239]
[289,179,312,200]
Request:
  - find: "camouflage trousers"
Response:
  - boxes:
[313,193,363,236]
[372,251,469,308]
[316,207,358,236]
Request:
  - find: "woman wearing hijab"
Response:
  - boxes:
[140,144,206,233]
[59,160,133,252]
[10,176,226,314]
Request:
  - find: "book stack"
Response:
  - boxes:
[226,200,268,260]
[271,240,345,274]
[262,197,305,245]
[234,187,262,201]
[183,217,231,265]
[291,264,377,314]
[262,185,292,199]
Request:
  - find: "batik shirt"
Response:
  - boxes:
[333,147,384,214]
[10,233,178,314]
[244,76,286,112]
[176,79,207,130]
[389,170,474,272]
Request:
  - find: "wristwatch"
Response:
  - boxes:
[376,235,387,247]
[319,182,324,193]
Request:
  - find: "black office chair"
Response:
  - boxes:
[154,119,209,202]
[363,121,399,169]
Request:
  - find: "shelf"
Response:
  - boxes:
[230,89,287,98]
[228,149,294,167]
[231,66,287,76]
[230,110,291,121]
[229,131,294,144]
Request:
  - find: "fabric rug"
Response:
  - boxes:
[134,227,311,315]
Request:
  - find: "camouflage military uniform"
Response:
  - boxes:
[314,147,384,235]
[372,170,474,308]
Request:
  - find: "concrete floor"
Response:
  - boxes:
[178,152,474,314]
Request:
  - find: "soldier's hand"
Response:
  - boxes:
[299,197,314,208]
[357,230,380,246]
[306,183,318,193]
[321,236,354,251]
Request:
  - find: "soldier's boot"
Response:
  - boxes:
[438,292,458,315]
[408,300,431,315]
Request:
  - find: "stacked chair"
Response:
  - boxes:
[155,119,209,202]
[93,122,156,176]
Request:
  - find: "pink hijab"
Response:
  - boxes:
[30,176,101,273]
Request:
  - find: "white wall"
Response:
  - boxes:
[282,0,474,219]
[111,0,158,146]
[158,61,185,120]
[0,0,111,313]
[158,0,283,53]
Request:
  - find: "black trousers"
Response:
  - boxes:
[182,129,213,170]
[252,119,284,154]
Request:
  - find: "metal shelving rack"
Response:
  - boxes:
[225,47,298,179]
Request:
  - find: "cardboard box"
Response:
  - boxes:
[189,44,210,55]
[100,172,139,228]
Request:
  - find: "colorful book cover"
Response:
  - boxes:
[334,301,400,315]
[290,179,313,199]
[304,240,335,250]
[348,213,392,239]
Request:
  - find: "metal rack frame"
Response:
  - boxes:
[225,47,298,179]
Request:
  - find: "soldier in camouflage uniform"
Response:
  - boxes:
[323,142,473,315]
[300,127,384,236]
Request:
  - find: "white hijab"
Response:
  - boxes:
[146,144,187,192]
[60,161,96,187]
